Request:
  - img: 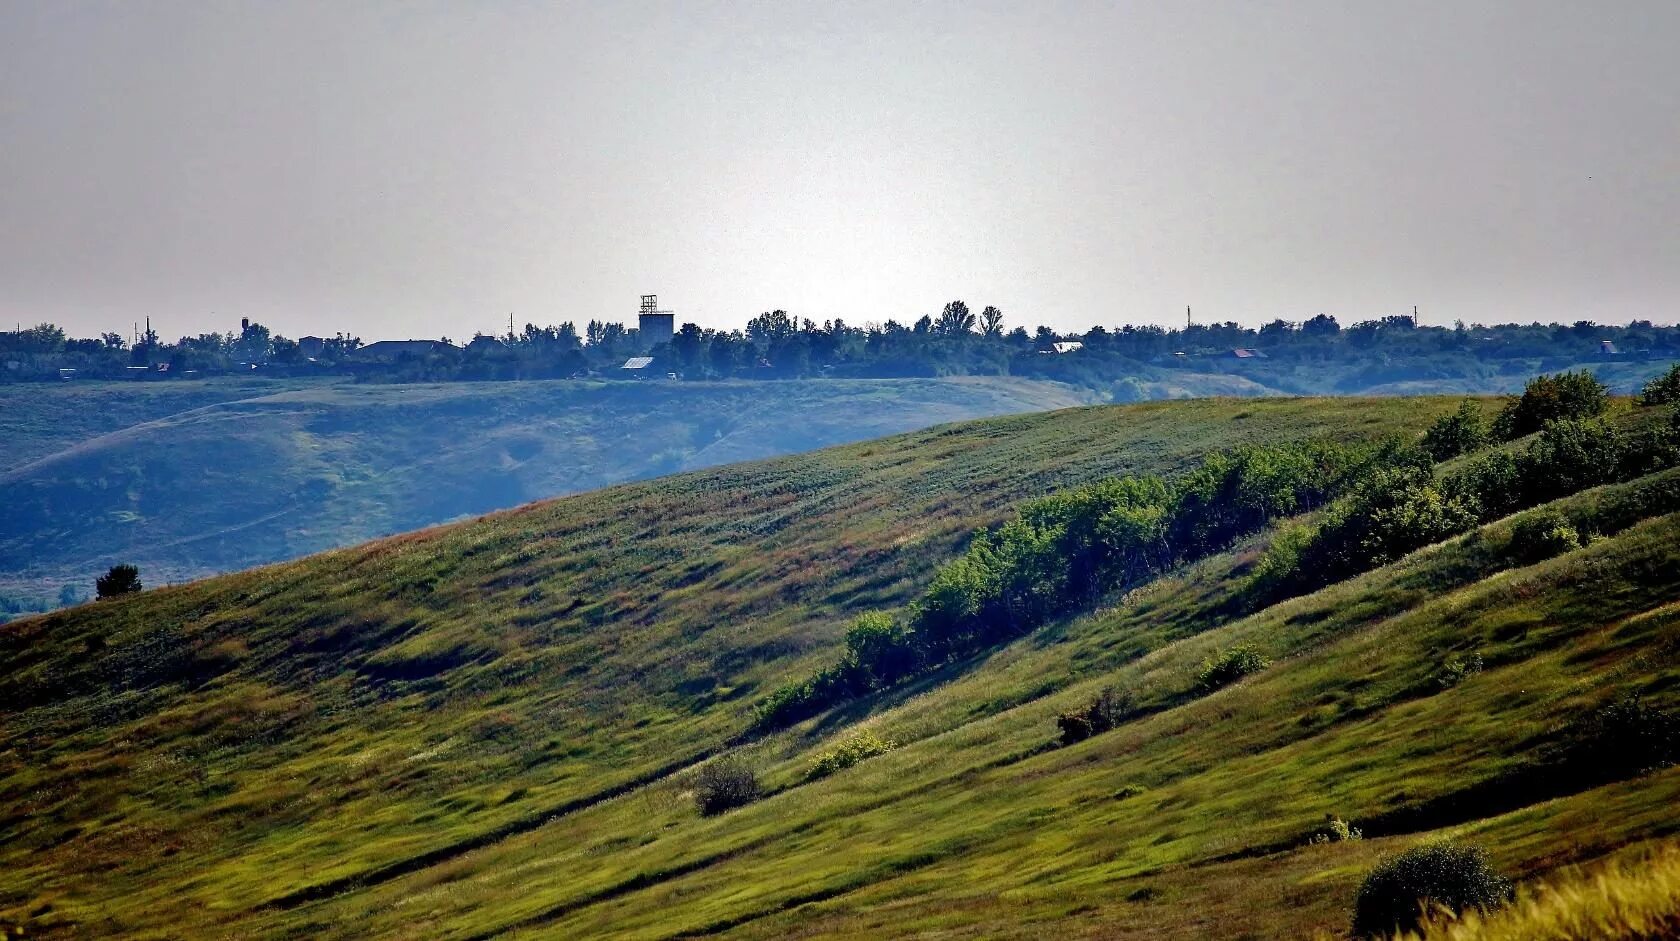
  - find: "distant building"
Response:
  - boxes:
[1231,348,1267,359]
[637,295,674,348]
[297,336,326,358]
[1052,341,1084,354]
[1600,339,1620,355]
[351,339,454,362]
[58,367,77,380]
[622,356,654,372]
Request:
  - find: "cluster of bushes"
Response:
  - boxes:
[1255,374,1680,600]
[754,437,1397,730]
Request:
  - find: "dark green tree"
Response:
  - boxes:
[1496,370,1608,438]
[96,564,142,599]
[935,300,974,337]
[1421,400,1489,461]
[1638,363,1680,406]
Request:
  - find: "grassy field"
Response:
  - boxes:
[0,376,1091,612]
[2,395,1677,939]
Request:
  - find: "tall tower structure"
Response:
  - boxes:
[638,294,674,348]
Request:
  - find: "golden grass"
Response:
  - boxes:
[1403,844,1680,941]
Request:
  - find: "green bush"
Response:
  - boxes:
[1351,841,1511,938]
[1056,686,1134,746]
[1637,363,1680,406]
[1432,652,1484,690]
[1422,400,1489,461]
[1515,419,1624,505]
[1507,511,1581,563]
[693,755,760,816]
[1495,370,1608,439]
[805,731,895,781]
[1291,467,1478,590]
[1443,451,1521,521]
[95,563,142,599]
[1244,523,1314,599]
[1196,644,1269,692]
[842,612,918,685]
[1306,814,1363,845]
[1560,695,1680,780]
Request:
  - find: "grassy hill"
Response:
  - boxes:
[2,396,1678,939]
[0,376,1090,615]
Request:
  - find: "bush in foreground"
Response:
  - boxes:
[693,755,760,816]
[1352,841,1511,938]
[96,563,142,599]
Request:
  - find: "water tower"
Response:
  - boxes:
[638,294,674,347]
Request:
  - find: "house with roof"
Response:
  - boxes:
[350,339,455,363]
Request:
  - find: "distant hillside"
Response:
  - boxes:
[0,376,1091,613]
[0,377,299,472]
[7,396,1676,938]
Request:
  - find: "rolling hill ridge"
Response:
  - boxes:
[3,394,1678,939]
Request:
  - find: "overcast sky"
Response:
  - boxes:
[2,1,1676,342]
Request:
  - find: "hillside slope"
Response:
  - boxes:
[3,397,1677,940]
[0,376,1090,611]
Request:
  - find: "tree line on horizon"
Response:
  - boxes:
[3,303,1677,387]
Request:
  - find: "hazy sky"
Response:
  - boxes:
[2,1,1677,342]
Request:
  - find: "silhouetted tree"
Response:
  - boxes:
[935,300,974,336]
[96,564,142,599]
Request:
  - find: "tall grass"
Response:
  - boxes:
[1401,845,1680,941]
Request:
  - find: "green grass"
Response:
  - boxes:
[2,395,1677,939]
[0,375,1092,611]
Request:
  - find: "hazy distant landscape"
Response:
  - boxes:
[0,376,1092,616]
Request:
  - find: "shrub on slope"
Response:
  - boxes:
[1352,841,1512,939]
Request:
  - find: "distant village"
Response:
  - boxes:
[4,296,1676,389]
